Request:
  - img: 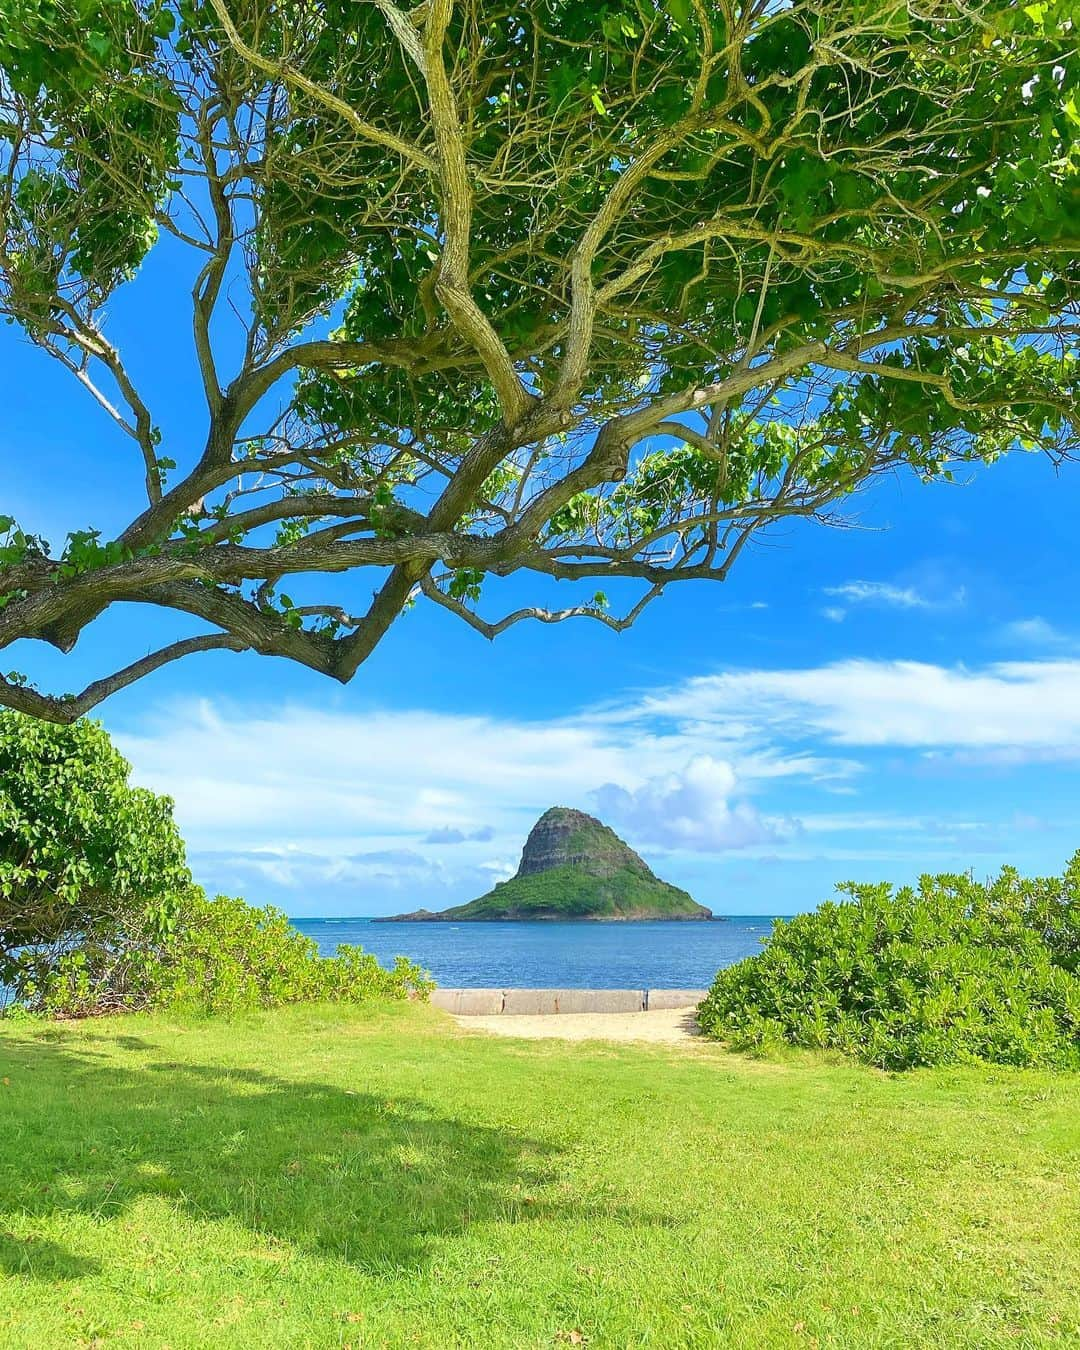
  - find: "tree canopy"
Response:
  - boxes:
[0,0,1076,720]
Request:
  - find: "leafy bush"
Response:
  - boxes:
[699,859,1080,1070]
[28,890,433,1018]
[1,711,432,1017]
[1,711,190,1000]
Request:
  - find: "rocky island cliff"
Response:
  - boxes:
[378,806,712,922]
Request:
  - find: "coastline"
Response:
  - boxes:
[373,911,722,924]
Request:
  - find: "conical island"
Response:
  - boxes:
[379,807,712,921]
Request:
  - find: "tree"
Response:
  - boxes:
[0,0,1076,722]
[0,710,191,1000]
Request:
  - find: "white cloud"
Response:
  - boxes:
[117,699,630,844]
[825,580,931,608]
[594,755,798,852]
[116,693,839,856]
[822,580,964,610]
[821,606,846,623]
[478,858,517,881]
[999,617,1076,651]
[191,845,450,892]
[423,825,496,845]
[630,659,1080,755]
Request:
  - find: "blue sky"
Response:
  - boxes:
[4,238,1080,916]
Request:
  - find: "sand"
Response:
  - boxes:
[451,1005,701,1044]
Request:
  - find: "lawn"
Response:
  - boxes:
[0,1003,1077,1349]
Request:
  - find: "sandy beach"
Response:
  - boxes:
[452,1005,702,1043]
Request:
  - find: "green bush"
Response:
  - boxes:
[1,710,190,1001]
[26,890,433,1018]
[1,711,432,1018]
[699,858,1080,1070]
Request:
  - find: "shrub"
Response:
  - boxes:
[1,711,432,1017]
[698,858,1080,1070]
[0,711,190,1002]
[149,892,432,1015]
[24,890,433,1018]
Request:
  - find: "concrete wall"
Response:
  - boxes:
[430,988,708,1015]
[429,988,506,1015]
[645,989,710,1010]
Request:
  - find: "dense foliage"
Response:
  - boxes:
[0,710,190,982]
[1,711,430,1016]
[22,889,433,1017]
[698,859,1080,1069]
[0,0,1075,721]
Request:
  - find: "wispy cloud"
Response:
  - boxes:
[117,694,842,856]
[423,825,496,845]
[998,617,1077,652]
[190,845,450,892]
[821,579,966,615]
[824,580,935,609]
[625,658,1080,756]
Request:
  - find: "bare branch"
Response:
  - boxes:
[419,572,663,637]
[421,0,533,424]
[0,635,247,722]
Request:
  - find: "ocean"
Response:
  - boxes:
[290,916,782,989]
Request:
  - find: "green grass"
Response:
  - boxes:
[0,1003,1078,1348]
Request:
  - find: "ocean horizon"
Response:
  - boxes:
[291,915,784,989]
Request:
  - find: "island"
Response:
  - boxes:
[377,806,712,921]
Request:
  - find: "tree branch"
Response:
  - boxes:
[421,0,533,424]
[419,572,663,637]
[205,0,437,173]
[0,634,247,722]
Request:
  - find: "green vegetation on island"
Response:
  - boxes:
[381,807,711,921]
[435,862,705,922]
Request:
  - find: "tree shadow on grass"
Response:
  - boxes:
[0,1032,675,1277]
[0,1232,100,1281]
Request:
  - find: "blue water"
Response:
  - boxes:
[290,917,781,989]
